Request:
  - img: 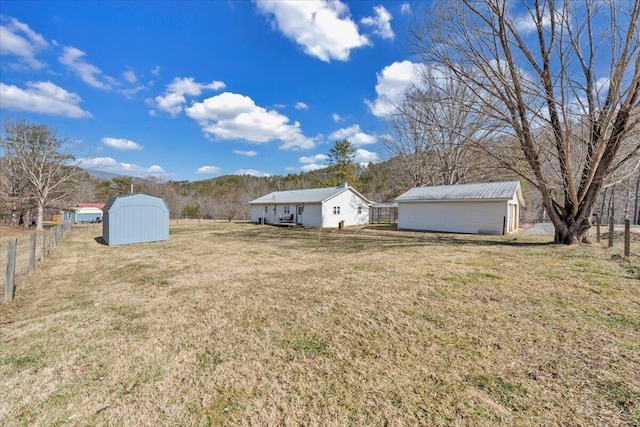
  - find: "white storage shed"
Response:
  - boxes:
[395,181,524,235]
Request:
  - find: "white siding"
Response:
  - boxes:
[398,200,509,234]
[321,190,370,228]
[300,204,322,227]
[250,205,266,223]
[250,203,323,227]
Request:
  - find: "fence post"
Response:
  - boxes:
[624,219,631,259]
[608,216,614,248]
[5,239,17,303]
[49,229,54,253]
[40,232,46,261]
[595,216,601,243]
[29,233,36,273]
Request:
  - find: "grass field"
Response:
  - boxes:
[1,222,639,426]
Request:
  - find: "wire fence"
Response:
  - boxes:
[1,222,71,304]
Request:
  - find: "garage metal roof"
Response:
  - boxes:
[395,181,524,205]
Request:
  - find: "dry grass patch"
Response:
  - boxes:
[1,222,639,426]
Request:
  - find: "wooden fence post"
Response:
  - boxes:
[5,239,17,303]
[40,232,46,261]
[29,233,36,273]
[608,216,614,248]
[624,219,631,259]
[49,229,54,253]
[595,216,601,243]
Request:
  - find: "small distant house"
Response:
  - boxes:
[249,183,373,228]
[62,203,105,224]
[395,181,525,235]
[102,193,169,246]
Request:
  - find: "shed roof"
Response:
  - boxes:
[103,193,169,213]
[395,181,524,206]
[249,184,372,205]
[76,203,105,210]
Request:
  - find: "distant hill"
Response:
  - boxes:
[84,169,130,180]
[84,169,155,184]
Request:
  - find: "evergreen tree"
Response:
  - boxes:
[327,139,358,187]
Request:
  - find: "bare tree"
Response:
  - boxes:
[0,154,31,226]
[384,68,496,188]
[412,0,640,243]
[1,118,81,230]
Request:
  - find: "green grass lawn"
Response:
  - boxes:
[1,222,638,426]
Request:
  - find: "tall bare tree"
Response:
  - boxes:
[1,118,81,230]
[0,152,31,226]
[384,68,495,187]
[412,0,640,243]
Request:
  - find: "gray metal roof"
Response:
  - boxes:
[249,185,371,205]
[372,202,399,208]
[395,181,524,205]
[103,193,169,213]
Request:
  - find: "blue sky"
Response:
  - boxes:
[0,1,429,181]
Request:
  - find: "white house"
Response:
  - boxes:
[62,203,105,224]
[395,181,525,235]
[249,183,373,228]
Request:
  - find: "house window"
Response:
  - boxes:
[333,206,340,215]
[264,206,268,213]
[297,206,303,215]
[357,206,362,214]
[284,206,290,214]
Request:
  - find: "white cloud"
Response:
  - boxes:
[234,169,270,177]
[150,65,160,76]
[233,149,258,156]
[301,163,329,172]
[295,101,309,110]
[513,11,553,34]
[329,124,377,145]
[186,92,315,150]
[123,70,137,83]
[195,165,221,175]
[365,60,424,117]
[0,17,48,69]
[400,3,411,15]
[595,77,610,96]
[361,5,394,40]
[354,148,380,165]
[101,137,143,151]
[152,77,226,117]
[255,0,370,62]
[78,157,166,177]
[0,81,92,118]
[299,153,329,172]
[299,153,329,164]
[332,113,345,122]
[118,85,146,98]
[59,46,113,90]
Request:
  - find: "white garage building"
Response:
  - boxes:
[395,181,524,235]
[249,183,372,228]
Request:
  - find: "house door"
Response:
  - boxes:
[296,206,303,224]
